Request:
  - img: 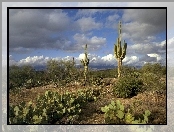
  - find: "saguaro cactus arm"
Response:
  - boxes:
[121,41,127,59]
[114,44,118,59]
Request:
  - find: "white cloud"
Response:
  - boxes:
[76,17,102,32]
[78,53,86,60]
[75,9,119,19]
[76,9,103,17]
[129,40,166,55]
[122,22,161,43]
[72,33,106,51]
[101,54,115,62]
[85,53,103,66]
[9,51,165,68]
[123,56,139,65]
[159,40,166,47]
[18,55,50,66]
[130,43,155,55]
[105,14,120,29]
[107,14,119,22]
[147,53,162,62]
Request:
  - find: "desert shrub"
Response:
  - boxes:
[140,72,166,91]
[9,65,52,89]
[9,65,35,89]
[141,63,166,76]
[89,76,104,87]
[86,68,117,86]
[139,63,166,92]
[121,66,139,77]
[46,59,80,86]
[113,72,143,98]
[89,68,117,79]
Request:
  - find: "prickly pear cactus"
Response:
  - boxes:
[80,44,89,84]
[114,21,127,78]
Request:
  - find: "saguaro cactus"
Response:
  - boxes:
[114,21,127,78]
[80,44,90,83]
[72,57,75,66]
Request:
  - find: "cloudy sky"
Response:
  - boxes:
[8,7,166,67]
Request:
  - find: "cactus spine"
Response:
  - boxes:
[80,44,90,84]
[114,21,127,78]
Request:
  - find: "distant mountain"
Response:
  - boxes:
[34,65,115,71]
[33,64,142,71]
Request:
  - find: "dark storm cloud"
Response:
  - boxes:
[9,9,107,53]
[122,9,166,43]
[9,9,73,52]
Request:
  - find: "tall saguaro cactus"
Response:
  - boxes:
[114,21,127,78]
[80,44,90,83]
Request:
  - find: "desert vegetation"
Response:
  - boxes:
[9,61,166,124]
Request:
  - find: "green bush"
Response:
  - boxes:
[113,72,143,98]
[121,66,139,77]
[9,65,36,89]
[89,68,117,79]
[140,72,166,91]
[46,59,80,87]
[141,63,166,76]
[9,65,50,89]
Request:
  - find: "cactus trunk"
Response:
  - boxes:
[80,44,89,85]
[118,58,122,78]
[114,21,127,78]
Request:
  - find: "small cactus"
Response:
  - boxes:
[114,21,127,78]
[80,44,90,84]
